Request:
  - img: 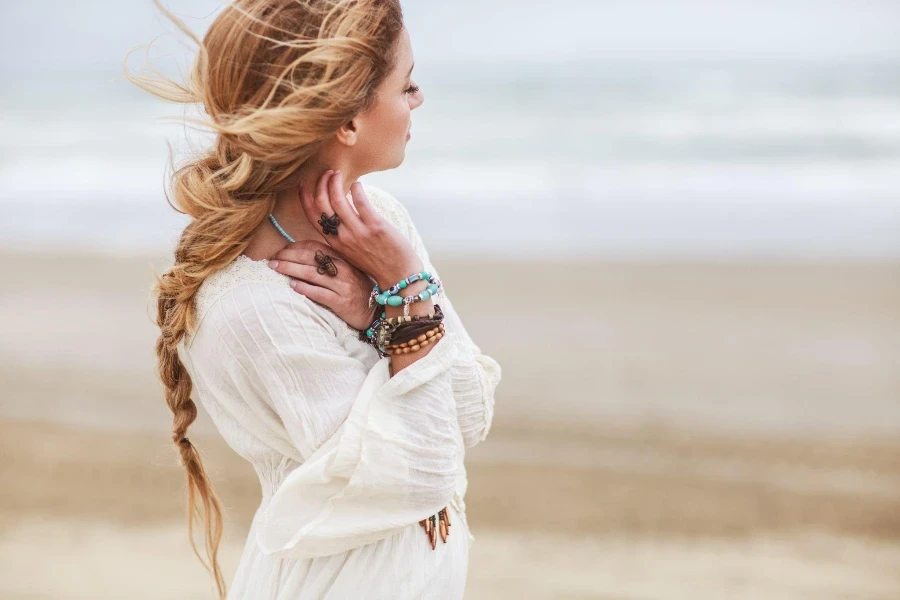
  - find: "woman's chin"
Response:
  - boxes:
[387,149,406,169]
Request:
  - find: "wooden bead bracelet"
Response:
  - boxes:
[384,323,444,355]
[360,304,445,357]
[388,319,444,344]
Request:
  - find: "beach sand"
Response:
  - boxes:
[1,251,899,598]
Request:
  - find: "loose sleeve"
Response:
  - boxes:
[391,197,503,448]
[208,282,463,559]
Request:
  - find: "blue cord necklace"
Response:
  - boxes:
[268,213,295,243]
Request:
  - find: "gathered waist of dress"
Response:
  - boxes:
[253,460,475,545]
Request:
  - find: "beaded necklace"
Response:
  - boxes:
[268,213,295,243]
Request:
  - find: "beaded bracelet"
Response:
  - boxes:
[385,324,445,355]
[371,270,443,317]
[382,303,443,327]
[376,310,443,351]
[358,304,444,357]
[358,312,389,358]
[358,311,430,357]
[388,318,444,344]
[361,310,435,344]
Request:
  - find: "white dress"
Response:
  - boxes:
[176,183,502,600]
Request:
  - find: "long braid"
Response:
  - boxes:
[154,155,276,598]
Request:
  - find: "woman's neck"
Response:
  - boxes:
[272,164,360,241]
[242,163,361,261]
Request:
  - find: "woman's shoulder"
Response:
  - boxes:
[184,255,340,350]
[193,254,287,323]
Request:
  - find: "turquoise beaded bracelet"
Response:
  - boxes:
[361,310,389,358]
[371,270,442,317]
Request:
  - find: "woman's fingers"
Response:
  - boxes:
[268,260,339,290]
[314,169,335,220]
[348,181,379,226]
[272,240,351,267]
[297,171,380,234]
[328,171,363,232]
[297,170,334,228]
[287,277,341,308]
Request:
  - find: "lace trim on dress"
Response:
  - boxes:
[186,255,290,347]
[362,183,409,237]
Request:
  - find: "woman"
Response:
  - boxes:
[126,0,502,598]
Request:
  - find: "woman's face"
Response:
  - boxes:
[352,27,423,171]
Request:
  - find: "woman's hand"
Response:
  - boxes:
[267,239,379,331]
[297,170,423,289]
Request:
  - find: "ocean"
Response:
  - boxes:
[2,59,899,259]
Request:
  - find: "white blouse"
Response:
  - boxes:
[176,183,502,599]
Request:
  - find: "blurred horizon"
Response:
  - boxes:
[2,0,900,258]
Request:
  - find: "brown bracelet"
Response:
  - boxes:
[385,325,444,355]
[389,323,444,346]
[381,303,444,327]
[389,320,444,344]
[369,304,445,354]
[389,323,443,348]
[382,304,443,345]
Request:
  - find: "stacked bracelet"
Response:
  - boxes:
[388,318,443,344]
[372,270,442,317]
[385,323,445,355]
[358,304,445,358]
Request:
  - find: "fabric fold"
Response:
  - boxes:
[380,188,503,449]
[205,281,465,560]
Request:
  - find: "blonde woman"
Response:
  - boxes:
[126,1,501,598]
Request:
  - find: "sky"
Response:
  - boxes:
[2,0,900,75]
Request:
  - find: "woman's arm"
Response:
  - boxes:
[386,193,503,448]
[434,293,502,447]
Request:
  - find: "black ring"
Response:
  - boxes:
[314,250,338,277]
[318,212,341,236]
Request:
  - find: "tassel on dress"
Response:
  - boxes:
[419,506,451,549]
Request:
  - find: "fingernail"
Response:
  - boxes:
[335,170,341,175]
[268,260,279,268]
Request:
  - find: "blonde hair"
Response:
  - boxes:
[124,1,404,596]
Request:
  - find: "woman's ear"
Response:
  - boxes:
[335,119,359,147]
